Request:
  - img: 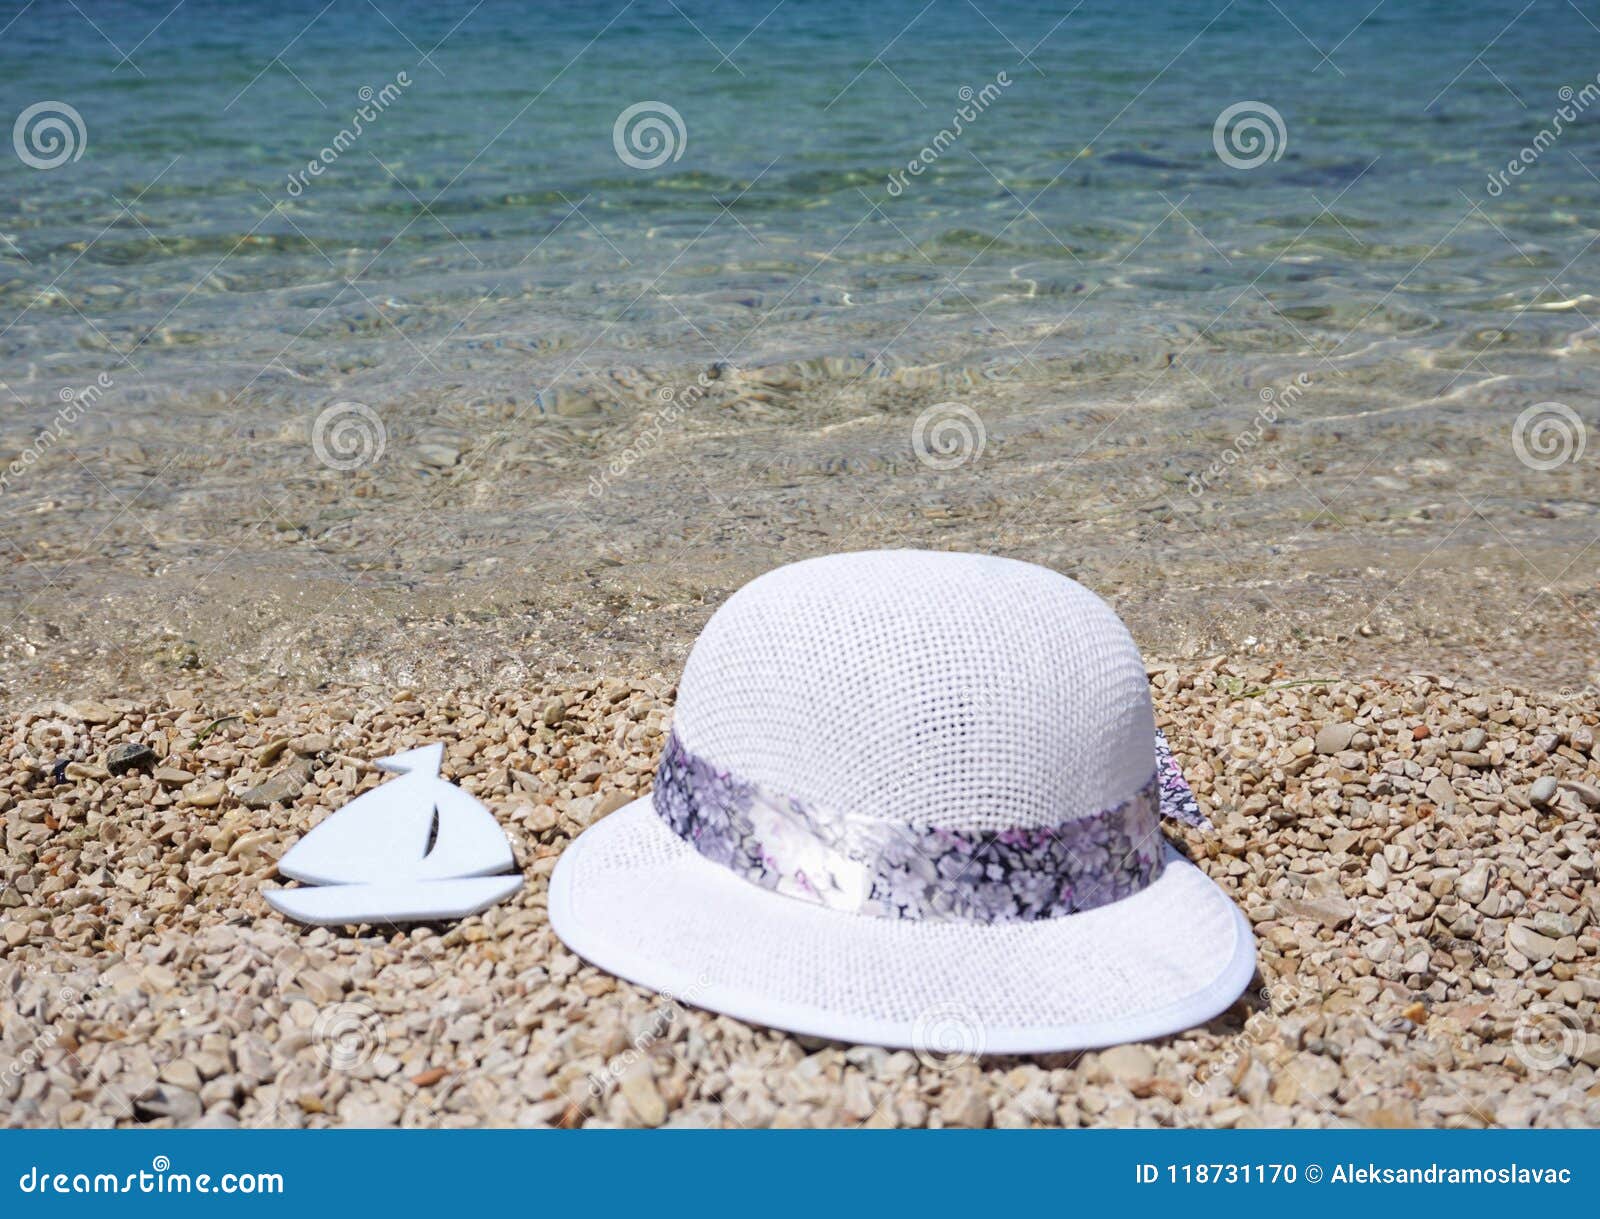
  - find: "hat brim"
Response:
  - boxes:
[549,796,1256,1054]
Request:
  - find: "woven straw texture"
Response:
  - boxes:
[675,550,1155,833]
[552,797,1251,1048]
[551,549,1255,1049]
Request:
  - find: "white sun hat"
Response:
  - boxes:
[550,550,1255,1053]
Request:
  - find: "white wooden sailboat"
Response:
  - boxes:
[265,743,522,925]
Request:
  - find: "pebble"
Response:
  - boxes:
[522,804,558,832]
[619,1067,668,1127]
[1283,872,1355,928]
[841,1073,874,1120]
[160,1060,204,1092]
[297,968,343,1004]
[239,758,316,809]
[1315,722,1357,755]
[228,829,275,860]
[1507,922,1559,962]
[1532,911,1575,938]
[1457,861,1492,905]
[105,742,156,775]
[136,1086,201,1122]
[338,1099,401,1126]
[1558,779,1600,808]
[183,782,225,808]
[416,443,461,469]
[939,1086,992,1128]
[73,701,116,725]
[1289,1053,1341,1099]
[1096,1044,1156,1081]
[594,790,633,817]
[1529,776,1559,808]
[255,738,291,766]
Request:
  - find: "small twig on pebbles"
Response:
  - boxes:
[1224,677,1338,700]
[187,715,242,748]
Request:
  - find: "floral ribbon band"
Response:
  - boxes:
[652,729,1206,925]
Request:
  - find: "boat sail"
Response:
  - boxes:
[266,743,522,925]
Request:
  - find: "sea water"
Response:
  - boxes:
[2,0,1597,689]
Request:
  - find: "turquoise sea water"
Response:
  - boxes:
[4,1,1600,694]
[4,0,1599,408]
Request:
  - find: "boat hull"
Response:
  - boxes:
[265,875,523,925]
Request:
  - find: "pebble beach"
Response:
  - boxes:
[4,666,1597,1128]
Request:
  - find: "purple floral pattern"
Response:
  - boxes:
[653,730,1192,924]
[1154,729,1209,829]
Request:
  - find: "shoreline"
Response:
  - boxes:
[4,359,1597,704]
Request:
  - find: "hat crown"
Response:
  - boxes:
[673,550,1157,835]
